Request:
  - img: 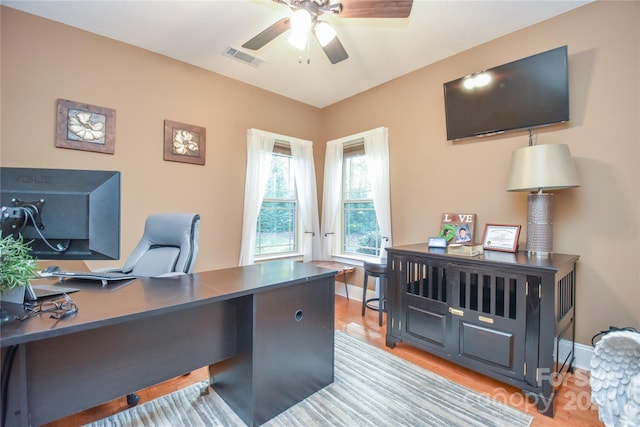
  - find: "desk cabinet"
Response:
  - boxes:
[209,275,335,427]
[385,244,578,417]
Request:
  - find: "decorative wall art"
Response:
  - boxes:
[163,120,206,165]
[56,99,116,154]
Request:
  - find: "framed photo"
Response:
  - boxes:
[482,224,521,252]
[438,213,476,243]
[164,120,206,165]
[56,99,115,154]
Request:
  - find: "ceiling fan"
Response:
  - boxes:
[242,0,413,64]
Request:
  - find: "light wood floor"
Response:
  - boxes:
[45,294,603,427]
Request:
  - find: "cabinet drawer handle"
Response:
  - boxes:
[478,315,494,324]
[448,307,464,317]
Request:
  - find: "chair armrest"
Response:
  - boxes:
[153,272,187,278]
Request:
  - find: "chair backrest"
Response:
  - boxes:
[122,213,200,277]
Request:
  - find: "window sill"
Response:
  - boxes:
[255,253,385,266]
[330,254,386,267]
[254,253,304,263]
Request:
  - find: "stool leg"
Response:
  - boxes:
[342,271,349,300]
[379,275,386,327]
[361,272,368,316]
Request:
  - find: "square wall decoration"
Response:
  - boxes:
[56,99,116,154]
[164,120,206,165]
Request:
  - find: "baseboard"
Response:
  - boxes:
[334,282,375,303]
[333,283,594,372]
[573,341,593,371]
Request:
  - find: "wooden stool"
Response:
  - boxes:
[361,260,387,326]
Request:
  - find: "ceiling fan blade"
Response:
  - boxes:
[338,0,413,18]
[318,34,349,64]
[242,17,291,50]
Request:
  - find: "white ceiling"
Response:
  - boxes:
[4,0,591,108]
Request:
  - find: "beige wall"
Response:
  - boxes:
[0,6,324,272]
[1,1,638,345]
[322,0,640,345]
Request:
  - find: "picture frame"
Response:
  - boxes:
[163,120,206,165]
[438,213,476,244]
[482,224,521,252]
[56,99,115,154]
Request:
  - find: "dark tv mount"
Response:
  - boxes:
[1,198,46,233]
[1,198,68,253]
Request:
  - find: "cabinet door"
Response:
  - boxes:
[252,277,335,424]
[397,256,452,349]
[449,266,528,380]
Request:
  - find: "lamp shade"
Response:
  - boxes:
[314,21,336,47]
[506,143,580,192]
[290,9,312,32]
[288,29,308,50]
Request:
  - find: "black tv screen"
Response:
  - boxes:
[444,46,569,141]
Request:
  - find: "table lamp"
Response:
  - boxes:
[506,143,580,257]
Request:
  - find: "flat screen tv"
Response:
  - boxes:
[0,167,121,260]
[443,45,569,141]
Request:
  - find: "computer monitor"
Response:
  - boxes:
[0,167,121,260]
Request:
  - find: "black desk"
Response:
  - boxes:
[0,261,336,426]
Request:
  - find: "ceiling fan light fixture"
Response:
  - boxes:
[243,0,414,65]
[288,28,308,50]
[314,21,336,47]
[290,9,312,32]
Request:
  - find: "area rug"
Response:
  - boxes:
[86,331,533,427]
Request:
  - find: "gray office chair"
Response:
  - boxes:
[120,212,200,277]
[123,212,200,406]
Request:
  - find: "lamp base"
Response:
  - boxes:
[527,250,551,258]
[526,193,553,257]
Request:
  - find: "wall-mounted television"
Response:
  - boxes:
[1,167,121,260]
[443,45,569,141]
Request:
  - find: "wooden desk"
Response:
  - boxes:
[308,261,356,300]
[0,261,335,426]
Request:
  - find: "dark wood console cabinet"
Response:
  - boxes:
[385,243,578,417]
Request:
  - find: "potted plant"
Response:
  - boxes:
[0,233,36,306]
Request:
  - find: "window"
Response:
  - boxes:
[240,129,319,266]
[255,145,298,256]
[342,145,381,256]
[321,127,391,261]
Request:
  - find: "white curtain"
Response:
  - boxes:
[320,140,344,260]
[364,127,393,255]
[290,139,320,262]
[238,129,275,266]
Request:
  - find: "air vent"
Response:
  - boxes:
[224,47,265,67]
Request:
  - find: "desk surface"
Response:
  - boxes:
[0,260,335,347]
[1,260,336,427]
